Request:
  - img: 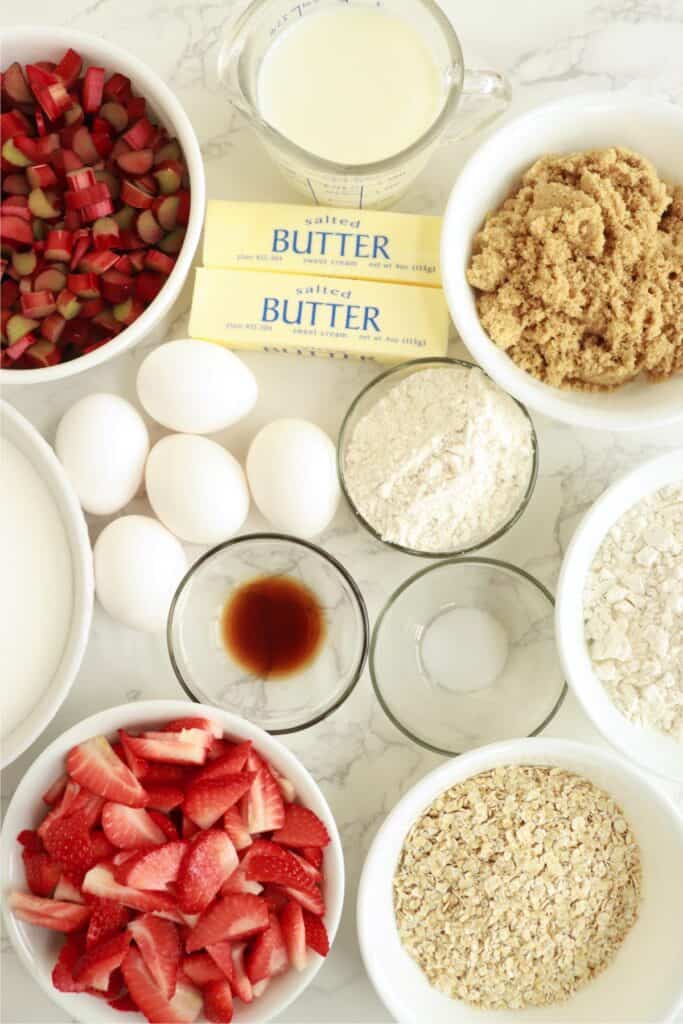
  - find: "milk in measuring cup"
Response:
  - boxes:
[257,6,446,165]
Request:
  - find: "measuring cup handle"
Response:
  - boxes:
[445,68,511,143]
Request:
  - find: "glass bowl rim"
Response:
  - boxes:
[167,531,370,734]
[336,356,539,559]
[369,555,568,756]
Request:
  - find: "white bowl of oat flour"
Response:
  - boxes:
[358,738,683,1024]
[556,450,683,782]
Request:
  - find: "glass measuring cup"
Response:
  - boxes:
[218,0,511,209]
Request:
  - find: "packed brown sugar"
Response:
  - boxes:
[466,147,683,391]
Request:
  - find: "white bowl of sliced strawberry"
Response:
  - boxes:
[1,26,205,382]
[1,700,343,1024]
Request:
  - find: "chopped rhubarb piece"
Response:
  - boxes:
[92,215,120,250]
[117,147,154,176]
[72,126,99,165]
[103,72,132,103]
[102,802,166,849]
[79,249,119,275]
[120,178,155,209]
[123,117,155,151]
[100,100,128,134]
[54,48,83,88]
[21,291,57,319]
[5,334,37,361]
[127,96,147,121]
[82,66,105,113]
[3,62,32,105]
[67,736,149,807]
[136,208,163,245]
[6,313,39,344]
[67,272,100,298]
[100,268,133,303]
[27,163,58,190]
[1,214,34,247]
[28,188,60,220]
[9,891,91,932]
[40,312,67,344]
[153,159,183,195]
[24,339,60,367]
[44,228,73,261]
[66,166,97,192]
[56,288,82,320]
[12,250,37,276]
[3,173,30,196]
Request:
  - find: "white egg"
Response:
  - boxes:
[146,434,249,544]
[247,418,340,538]
[55,393,149,516]
[94,515,187,632]
[136,339,258,434]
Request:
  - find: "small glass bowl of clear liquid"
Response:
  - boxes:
[218,0,510,209]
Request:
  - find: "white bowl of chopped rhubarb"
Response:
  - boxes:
[0,701,343,1024]
[0,26,205,383]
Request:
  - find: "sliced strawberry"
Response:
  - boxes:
[145,783,185,812]
[243,766,285,834]
[260,884,289,914]
[17,829,43,852]
[102,802,166,849]
[280,900,307,971]
[182,953,224,987]
[129,913,182,1000]
[220,865,263,897]
[148,809,180,840]
[73,931,131,991]
[116,840,187,890]
[144,763,188,785]
[122,947,200,1024]
[52,932,87,992]
[42,810,95,873]
[205,939,233,983]
[91,830,116,863]
[182,814,199,840]
[118,729,149,779]
[163,717,223,739]
[303,909,330,956]
[290,849,323,883]
[9,891,91,932]
[193,742,252,783]
[109,993,137,1012]
[284,884,325,917]
[229,943,253,1003]
[54,874,85,903]
[185,894,269,952]
[86,899,130,948]
[302,846,324,870]
[272,804,330,848]
[240,838,293,872]
[37,780,82,839]
[169,978,203,1022]
[43,773,68,806]
[246,854,318,897]
[124,729,211,765]
[223,807,251,852]
[245,913,288,984]
[67,736,148,807]
[184,773,255,830]
[252,978,270,998]
[22,849,61,897]
[274,772,296,803]
[203,978,233,1023]
[82,862,176,914]
[177,830,238,914]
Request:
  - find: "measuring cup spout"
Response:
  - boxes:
[217,8,256,121]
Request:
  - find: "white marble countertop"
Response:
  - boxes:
[2,0,683,1021]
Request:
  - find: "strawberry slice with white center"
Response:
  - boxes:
[124,729,212,766]
[54,874,85,903]
[67,736,149,807]
[117,840,187,890]
[177,830,238,914]
[185,894,269,952]
[182,953,225,987]
[272,804,330,848]
[205,939,233,982]
[229,943,253,1004]
[193,742,252,784]
[245,853,318,896]
[222,807,251,852]
[82,862,176,915]
[102,802,167,849]
[302,908,330,956]
[128,913,182,1000]
[42,773,68,806]
[122,947,200,1024]
[274,772,296,803]
[279,900,308,971]
[118,730,149,779]
[245,913,288,984]
[86,899,129,947]
[243,766,285,834]
[220,865,263,897]
[302,846,324,870]
[73,930,131,991]
[283,884,325,917]
[162,717,223,739]
[203,978,234,1023]
[183,773,255,830]
[9,892,91,933]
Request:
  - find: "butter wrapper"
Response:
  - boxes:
[203,200,442,287]
[189,268,449,364]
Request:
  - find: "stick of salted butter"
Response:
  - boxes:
[203,200,442,287]
[189,268,449,364]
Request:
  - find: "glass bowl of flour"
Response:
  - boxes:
[338,358,538,558]
[370,557,566,754]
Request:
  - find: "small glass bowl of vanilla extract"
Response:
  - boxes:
[167,534,369,733]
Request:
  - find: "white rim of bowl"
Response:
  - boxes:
[440,92,683,431]
[357,735,683,1024]
[1,699,345,1024]
[0,400,93,768]
[555,449,683,781]
[0,25,206,384]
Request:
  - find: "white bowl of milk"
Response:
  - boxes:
[0,402,93,767]
[218,0,510,208]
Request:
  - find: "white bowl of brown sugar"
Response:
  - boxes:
[441,93,683,430]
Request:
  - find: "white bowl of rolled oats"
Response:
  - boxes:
[556,450,683,782]
[358,737,683,1024]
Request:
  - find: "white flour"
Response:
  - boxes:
[584,482,683,741]
[342,366,534,552]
